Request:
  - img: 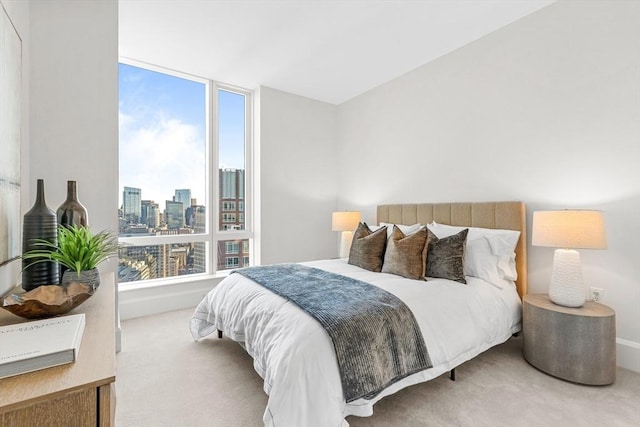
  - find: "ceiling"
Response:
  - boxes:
[119,0,555,105]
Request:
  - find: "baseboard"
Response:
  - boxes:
[617,338,640,373]
[118,276,223,320]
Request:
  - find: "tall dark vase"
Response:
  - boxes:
[57,180,89,228]
[22,179,59,291]
[57,180,89,281]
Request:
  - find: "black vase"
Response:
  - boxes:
[57,180,88,228]
[56,180,89,280]
[22,179,60,291]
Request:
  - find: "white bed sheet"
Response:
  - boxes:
[190,259,522,427]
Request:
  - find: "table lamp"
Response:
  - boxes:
[532,210,607,307]
[332,211,361,258]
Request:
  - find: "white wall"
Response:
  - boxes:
[337,0,640,371]
[29,0,119,272]
[259,86,339,264]
[0,0,118,310]
[0,0,119,295]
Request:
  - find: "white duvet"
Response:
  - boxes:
[190,259,522,427]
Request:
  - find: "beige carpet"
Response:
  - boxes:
[116,308,640,427]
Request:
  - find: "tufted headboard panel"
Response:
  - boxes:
[377,201,527,298]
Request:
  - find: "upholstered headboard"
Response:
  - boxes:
[377,201,527,299]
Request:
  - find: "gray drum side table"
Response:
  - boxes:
[523,294,616,385]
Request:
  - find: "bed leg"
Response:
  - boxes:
[449,368,456,381]
[217,330,223,339]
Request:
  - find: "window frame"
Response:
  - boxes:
[118,59,254,285]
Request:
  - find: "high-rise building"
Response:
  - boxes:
[185,205,198,227]
[165,200,184,229]
[184,197,199,227]
[123,186,142,225]
[174,189,192,210]
[192,205,206,274]
[141,200,160,228]
[167,254,180,277]
[218,169,249,270]
[219,169,244,231]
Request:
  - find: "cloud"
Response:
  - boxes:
[119,111,205,207]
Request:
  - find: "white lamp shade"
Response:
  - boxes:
[532,210,606,249]
[331,211,361,232]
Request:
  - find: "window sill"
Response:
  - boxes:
[118,270,231,293]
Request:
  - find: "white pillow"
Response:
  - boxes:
[465,236,514,289]
[380,223,422,239]
[428,221,520,285]
[486,235,518,281]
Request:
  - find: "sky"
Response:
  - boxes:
[118,63,245,208]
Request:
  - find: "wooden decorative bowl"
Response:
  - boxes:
[1,282,94,319]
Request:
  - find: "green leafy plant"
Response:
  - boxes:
[22,225,119,274]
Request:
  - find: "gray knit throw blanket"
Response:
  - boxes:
[233,264,432,402]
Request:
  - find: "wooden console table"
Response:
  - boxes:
[0,273,116,426]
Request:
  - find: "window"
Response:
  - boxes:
[118,61,253,285]
[222,213,237,223]
[225,257,239,268]
[225,241,239,254]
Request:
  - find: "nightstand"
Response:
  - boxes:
[523,294,616,385]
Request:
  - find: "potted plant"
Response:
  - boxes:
[22,225,119,290]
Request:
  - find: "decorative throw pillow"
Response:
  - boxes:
[348,223,388,272]
[381,225,429,280]
[428,221,519,281]
[425,228,468,284]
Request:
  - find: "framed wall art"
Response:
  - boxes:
[0,3,22,272]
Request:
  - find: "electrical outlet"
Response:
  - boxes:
[590,287,603,302]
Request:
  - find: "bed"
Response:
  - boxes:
[191,201,528,427]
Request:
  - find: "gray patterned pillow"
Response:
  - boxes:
[381,225,429,280]
[348,223,387,272]
[426,228,468,284]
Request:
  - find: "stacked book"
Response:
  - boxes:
[0,313,85,379]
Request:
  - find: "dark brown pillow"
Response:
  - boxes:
[348,223,387,272]
[381,225,429,280]
[426,228,468,284]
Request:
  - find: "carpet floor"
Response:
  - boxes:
[115,308,640,427]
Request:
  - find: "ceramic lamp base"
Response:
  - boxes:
[339,231,354,258]
[549,249,585,308]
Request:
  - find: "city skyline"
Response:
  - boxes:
[120,168,245,225]
[118,171,243,212]
[118,171,248,282]
[120,185,201,211]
